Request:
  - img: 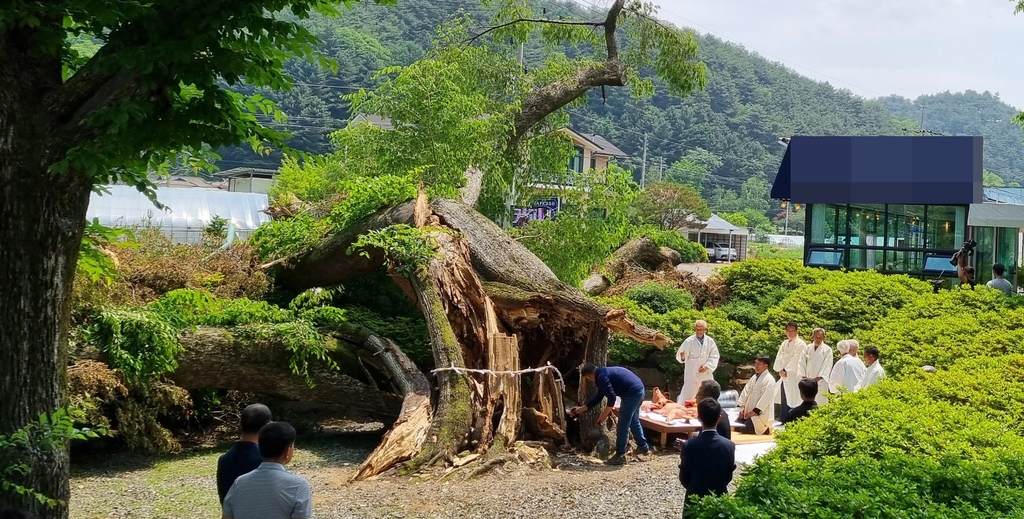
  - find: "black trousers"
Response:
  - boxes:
[778,385,790,422]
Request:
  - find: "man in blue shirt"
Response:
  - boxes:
[217,403,272,503]
[569,363,650,465]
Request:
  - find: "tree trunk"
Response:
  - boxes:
[578,322,613,457]
[0,169,93,518]
[168,327,403,421]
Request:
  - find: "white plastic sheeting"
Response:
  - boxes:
[86,185,271,244]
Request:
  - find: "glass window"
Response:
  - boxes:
[568,146,584,173]
[807,248,843,267]
[884,204,925,249]
[973,227,995,285]
[925,205,964,251]
[809,204,847,245]
[996,227,1018,287]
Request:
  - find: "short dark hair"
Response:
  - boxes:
[755,355,771,366]
[696,380,722,401]
[993,263,1006,276]
[241,403,272,434]
[864,346,880,358]
[580,363,598,377]
[258,421,297,459]
[697,397,722,428]
[798,378,818,399]
[785,321,798,330]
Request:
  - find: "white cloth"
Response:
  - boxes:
[675,334,720,402]
[855,361,886,391]
[737,371,777,435]
[829,354,866,394]
[773,337,806,405]
[798,343,834,405]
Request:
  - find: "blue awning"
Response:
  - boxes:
[772,136,983,205]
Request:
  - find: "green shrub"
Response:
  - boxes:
[857,293,1024,377]
[692,355,1024,519]
[81,308,183,386]
[718,258,830,307]
[623,282,693,314]
[762,270,930,339]
[630,225,708,262]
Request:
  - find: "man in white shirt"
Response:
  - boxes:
[222,421,312,519]
[675,320,720,402]
[829,339,866,394]
[772,321,806,421]
[737,355,777,435]
[798,328,833,405]
[855,346,886,391]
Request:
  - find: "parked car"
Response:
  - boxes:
[705,242,738,262]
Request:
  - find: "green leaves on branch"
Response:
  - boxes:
[78,218,137,285]
[349,225,441,278]
[81,308,182,387]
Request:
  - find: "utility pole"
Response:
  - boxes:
[518,43,524,72]
[640,133,648,188]
[659,156,664,183]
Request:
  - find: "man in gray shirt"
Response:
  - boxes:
[986,263,1014,296]
[222,421,312,519]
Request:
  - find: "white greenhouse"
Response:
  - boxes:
[86,185,272,244]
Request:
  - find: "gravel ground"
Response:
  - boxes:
[70,434,751,519]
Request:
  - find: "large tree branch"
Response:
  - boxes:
[604,0,626,62]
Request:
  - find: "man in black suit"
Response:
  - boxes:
[784,378,819,424]
[678,397,736,518]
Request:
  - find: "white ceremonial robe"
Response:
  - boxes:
[829,354,866,394]
[773,337,807,406]
[737,371,777,435]
[798,343,833,405]
[675,334,720,402]
[855,361,886,391]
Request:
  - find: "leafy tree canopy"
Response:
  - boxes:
[634,182,711,230]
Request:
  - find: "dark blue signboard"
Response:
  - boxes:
[771,136,983,205]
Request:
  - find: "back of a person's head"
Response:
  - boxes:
[798,377,818,399]
[240,403,272,435]
[580,363,597,377]
[865,346,880,359]
[258,421,297,459]
[697,379,721,400]
[697,397,722,428]
[0,509,30,519]
[994,263,1006,276]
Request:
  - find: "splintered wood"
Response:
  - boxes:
[489,331,521,444]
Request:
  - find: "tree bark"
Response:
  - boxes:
[578,322,613,456]
[0,172,92,518]
[168,327,403,421]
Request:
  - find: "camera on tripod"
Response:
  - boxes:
[949,239,977,266]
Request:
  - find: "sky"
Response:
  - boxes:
[637,0,1024,110]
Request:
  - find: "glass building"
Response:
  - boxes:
[772,136,1021,288]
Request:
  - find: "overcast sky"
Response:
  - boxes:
[646,0,1024,110]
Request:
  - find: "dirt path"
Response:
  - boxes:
[70,433,769,518]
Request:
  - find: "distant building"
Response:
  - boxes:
[215,167,279,194]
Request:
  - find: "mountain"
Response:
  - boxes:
[217,0,1024,191]
[879,91,1024,183]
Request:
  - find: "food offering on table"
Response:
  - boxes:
[683,399,697,408]
[640,387,698,421]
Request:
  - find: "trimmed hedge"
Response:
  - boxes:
[691,355,1024,519]
[718,258,830,307]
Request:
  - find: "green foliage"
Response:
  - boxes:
[716,211,748,228]
[514,166,639,286]
[631,225,708,262]
[748,242,803,261]
[623,282,692,314]
[81,308,183,387]
[234,322,338,387]
[342,306,432,367]
[327,175,418,231]
[288,286,345,311]
[718,258,830,308]
[692,356,1024,519]
[763,270,930,339]
[349,224,440,278]
[203,216,229,240]
[78,218,137,285]
[634,182,711,230]
[148,289,292,328]
[1,408,102,508]
[665,148,722,192]
[858,289,1024,377]
[250,213,329,261]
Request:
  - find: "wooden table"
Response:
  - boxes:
[639,414,702,447]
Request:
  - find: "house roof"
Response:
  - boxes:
[580,132,628,158]
[350,113,394,131]
[214,167,279,179]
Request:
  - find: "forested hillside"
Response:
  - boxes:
[880,91,1024,183]
[219,0,1024,194]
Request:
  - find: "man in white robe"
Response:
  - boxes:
[798,328,833,405]
[676,320,720,402]
[772,321,806,421]
[737,355,776,435]
[855,345,886,391]
[829,339,866,394]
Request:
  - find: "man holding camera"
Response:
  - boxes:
[952,239,977,289]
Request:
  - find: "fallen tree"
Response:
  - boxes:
[273,193,672,478]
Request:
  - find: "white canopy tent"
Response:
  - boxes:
[688,214,749,262]
[967,203,1024,228]
[87,185,271,244]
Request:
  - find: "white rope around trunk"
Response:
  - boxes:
[431,363,565,389]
